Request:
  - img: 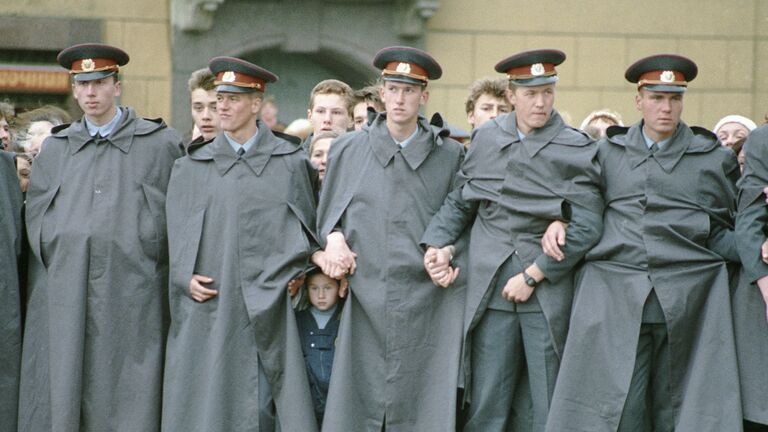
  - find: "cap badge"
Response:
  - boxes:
[660,71,675,83]
[81,59,95,72]
[395,62,412,74]
[530,63,545,76]
[222,71,236,83]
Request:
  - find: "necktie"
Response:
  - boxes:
[649,142,659,154]
[237,147,245,157]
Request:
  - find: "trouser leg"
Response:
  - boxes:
[649,323,672,432]
[462,309,523,432]
[618,324,653,432]
[520,311,559,432]
[258,360,277,432]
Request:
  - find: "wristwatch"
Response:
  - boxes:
[522,270,539,287]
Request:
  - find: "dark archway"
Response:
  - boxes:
[170,0,437,133]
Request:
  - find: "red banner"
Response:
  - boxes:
[0,66,70,93]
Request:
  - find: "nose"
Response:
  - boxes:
[317,288,326,299]
[490,106,500,118]
[202,107,214,120]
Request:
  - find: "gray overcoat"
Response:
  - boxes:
[734,124,768,425]
[0,150,22,431]
[546,122,742,431]
[161,128,319,432]
[317,114,465,431]
[421,110,604,406]
[18,108,183,432]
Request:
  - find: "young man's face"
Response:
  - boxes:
[190,88,220,141]
[379,81,428,127]
[27,120,54,154]
[353,101,369,131]
[308,93,350,136]
[468,93,511,129]
[72,76,121,125]
[216,92,261,138]
[307,273,340,311]
[635,89,683,142]
[260,101,278,129]
[509,83,555,135]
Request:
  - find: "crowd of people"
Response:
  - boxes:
[1,40,767,432]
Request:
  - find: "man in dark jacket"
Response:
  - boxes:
[421,49,603,432]
[546,54,742,432]
[19,43,183,431]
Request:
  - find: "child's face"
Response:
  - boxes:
[307,273,340,311]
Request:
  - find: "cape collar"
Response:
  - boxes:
[70,107,136,155]
[622,121,690,173]
[497,109,565,157]
[207,121,290,176]
[369,113,435,170]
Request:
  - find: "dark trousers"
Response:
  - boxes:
[463,254,559,432]
[258,358,277,431]
[618,322,673,432]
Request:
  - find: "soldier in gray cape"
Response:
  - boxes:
[314,46,466,431]
[421,49,604,432]
[161,57,319,432]
[18,43,183,431]
[545,54,742,431]
[0,149,22,431]
[734,123,768,430]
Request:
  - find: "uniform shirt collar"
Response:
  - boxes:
[393,126,420,148]
[85,107,122,137]
[224,129,259,154]
[641,126,673,150]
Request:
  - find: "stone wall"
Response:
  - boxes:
[425,0,768,131]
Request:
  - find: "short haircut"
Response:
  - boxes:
[309,79,354,115]
[465,78,509,114]
[579,109,624,130]
[353,84,384,112]
[187,68,216,93]
[309,131,340,154]
[17,105,71,126]
[0,101,15,121]
[262,95,277,107]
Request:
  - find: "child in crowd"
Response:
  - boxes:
[295,269,343,425]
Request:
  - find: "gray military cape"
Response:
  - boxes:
[421,110,603,407]
[0,151,22,431]
[546,122,742,431]
[161,127,319,432]
[317,113,465,431]
[734,124,768,425]
[18,108,183,431]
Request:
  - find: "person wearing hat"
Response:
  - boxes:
[161,56,319,432]
[734,122,768,431]
[714,114,757,149]
[313,46,466,430]
[0,147,22,430]
[421,49,603,431]
[544,54,742,431]
[18,43,183,431]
